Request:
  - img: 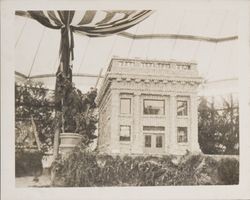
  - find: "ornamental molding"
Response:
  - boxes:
[110,81,198,94]
[107,73,202,83]
[108,74,202,86]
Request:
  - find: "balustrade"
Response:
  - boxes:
[113,58,193,71]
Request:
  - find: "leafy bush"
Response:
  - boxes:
[55,78,98,145]
[15,81,54,146]
[217,158,239,185]
[15,150,43,177]
[52,148,239,187]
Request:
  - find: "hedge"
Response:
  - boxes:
[217,158,239,184]
[52,148,239,187]
[15,150,43,177]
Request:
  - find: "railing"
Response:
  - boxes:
[111,58,194,71]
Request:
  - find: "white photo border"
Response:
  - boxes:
[1,0,250,199]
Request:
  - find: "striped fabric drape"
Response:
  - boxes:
[26,10,152,110]
[28,10,152,36]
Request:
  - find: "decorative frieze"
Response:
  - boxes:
[110,80,199,94]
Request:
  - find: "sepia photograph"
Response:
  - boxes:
[1,0,250,199]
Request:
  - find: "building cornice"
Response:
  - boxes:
[107,72,202,83]
[97,74,202,104]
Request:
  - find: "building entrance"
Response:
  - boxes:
[144,133,165,154]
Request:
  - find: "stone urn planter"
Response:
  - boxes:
[59,133,82,154]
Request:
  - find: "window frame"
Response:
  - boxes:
[144,135,152,148]
[119,125,131,142]
[177,127,188,143]
[177,100,188,117]
[120,98,131,115]
[143,126,165,132]
[143,99,165,116]
[143,125,165,150]
[156,135,163,148]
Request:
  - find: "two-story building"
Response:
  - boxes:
[96,58,203,155]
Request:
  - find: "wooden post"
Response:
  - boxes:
[230,94,234,136]
[51,111,61,186]
[94,68,103,88]
[31,115,41,151]
[211,96,215,129]
[52,111,61,161]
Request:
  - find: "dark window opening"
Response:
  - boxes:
[143,99,165,115]
[177,127,188,143]
[145,135,151,147]
[120,125,131,141]
[156,135,163,148]
[177,100,188,116]
[143,126,165,131]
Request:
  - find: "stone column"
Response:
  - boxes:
[190,94,201,153]
[110,90,120,154]
[132,92,143,154]
[168,94,177,154]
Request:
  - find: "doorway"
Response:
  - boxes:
[144,133,165,154]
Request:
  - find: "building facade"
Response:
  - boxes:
[96,58,203,155]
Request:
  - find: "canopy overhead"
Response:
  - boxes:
[15,9,239,95]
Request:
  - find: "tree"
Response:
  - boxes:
[198,95,239,155]
[15,81,54,150]
[217,95,239,154]
[198,97,222,154]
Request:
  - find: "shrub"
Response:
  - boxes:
[172,154,203,185]
[56,79,98,145]
[15,150,43,177]
[52,148,239,187]
[217,158,239,185]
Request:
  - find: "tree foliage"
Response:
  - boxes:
[198,95,239,155]
[61,79,98,145]
[15,81,54,148]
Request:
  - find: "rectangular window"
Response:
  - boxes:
[143,126,165,131]
[145,135,151,147]
[177,100,188,116]
[177,127,188,143]
[120,98,131,114]
[143,99,165,115]
[120,125,131,141]
[156,135,163,148]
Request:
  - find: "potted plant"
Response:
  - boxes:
[58,79,98,154]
